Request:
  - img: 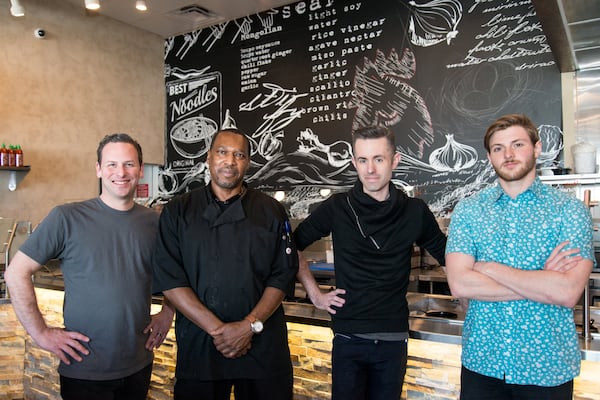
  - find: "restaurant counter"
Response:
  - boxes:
[4,286,600,399]
[284,292,600,359]
[283,292,600,399]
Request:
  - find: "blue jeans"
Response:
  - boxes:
[460,366,573,400]
[332,333,408,400]
[60,362,152,400]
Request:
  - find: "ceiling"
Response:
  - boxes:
[532,0,600,72]
[60,0,297,38]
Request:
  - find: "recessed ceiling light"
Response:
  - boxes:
[10,0,25,17]
[135,0,147,11]
[85,0,100,10]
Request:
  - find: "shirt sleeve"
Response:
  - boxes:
[415,200,447,265]
[446,199,477,257]
[152,204,190,294]
[19,206,66,265]
[264,203,299,297]
[559,196,595,263]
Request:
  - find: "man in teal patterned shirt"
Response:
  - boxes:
[446,114,594,400]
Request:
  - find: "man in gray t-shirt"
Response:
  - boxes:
[5,133,174,400]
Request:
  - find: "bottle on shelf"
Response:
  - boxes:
[0,144,7,167]
[15,145,23,167]
[8,145,16,167]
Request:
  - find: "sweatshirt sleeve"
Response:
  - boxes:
[415,200,447,266]
[292,196,336,251]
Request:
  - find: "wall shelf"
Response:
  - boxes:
[539,173,600,185]
[0,166,31,191]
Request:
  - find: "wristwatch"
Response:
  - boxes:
[246,315,264,334]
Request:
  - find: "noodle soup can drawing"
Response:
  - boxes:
[170,116,218,159]
[167,72,222,160]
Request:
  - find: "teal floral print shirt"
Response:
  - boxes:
[446,178,594,386]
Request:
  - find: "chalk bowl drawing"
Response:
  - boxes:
[170,116,218,159]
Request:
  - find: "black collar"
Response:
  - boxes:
[210,183,247,209]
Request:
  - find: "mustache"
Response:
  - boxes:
[218,166,239,173]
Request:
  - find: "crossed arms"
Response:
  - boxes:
[446,241,593,308]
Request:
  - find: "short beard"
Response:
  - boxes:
[213,175,243,190]
[494,157,536,182]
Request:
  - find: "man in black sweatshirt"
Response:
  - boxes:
[294,125,446,400]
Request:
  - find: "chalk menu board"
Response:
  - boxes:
[162,0,562,217]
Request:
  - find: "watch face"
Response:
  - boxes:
[252,320,264,333]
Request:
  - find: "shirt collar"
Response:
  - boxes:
[491,177,544,202]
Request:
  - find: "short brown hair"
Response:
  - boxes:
[484,114,539,153]
[97,133,143,165]
[352,126,396,154]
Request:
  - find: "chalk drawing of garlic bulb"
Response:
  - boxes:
[536,124,563,167]
[407,0,463,47]
[429,134,478,172]
[347,48,434,159]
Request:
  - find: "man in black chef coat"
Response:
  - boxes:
[152,128,298,400]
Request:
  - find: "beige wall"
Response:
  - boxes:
[0,0,165,224]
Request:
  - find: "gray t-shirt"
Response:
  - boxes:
[20,197,159,380]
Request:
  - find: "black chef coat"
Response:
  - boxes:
[153,184,298,380]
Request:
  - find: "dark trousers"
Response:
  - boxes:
[331,333,408,400]
[460,365,574,400]
[60,362,152,400]
[174,373,293,400]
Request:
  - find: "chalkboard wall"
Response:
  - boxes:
[161,0,562,217]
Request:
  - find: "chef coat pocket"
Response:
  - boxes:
[247,229,278,278]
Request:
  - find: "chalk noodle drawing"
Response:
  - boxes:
[170,117,218,159]
[165,37,175,60]
[176,31,201,59]
[203,23,229,52]
[407,0,463,47]
[165,66,212,80]
[232,17,253,44]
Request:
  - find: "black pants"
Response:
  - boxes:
[174,373,293,400]
[460,365,573,400]
[331,333,408,400]
[60,362,152,400]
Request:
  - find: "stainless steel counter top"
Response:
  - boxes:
[283,292,465,344]
[283,292,600,359]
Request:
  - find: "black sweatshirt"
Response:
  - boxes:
[294,181,446,334]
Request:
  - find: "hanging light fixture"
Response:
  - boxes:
[10,0,25,17]
[85,0,100,10]
[135,0,147,11]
